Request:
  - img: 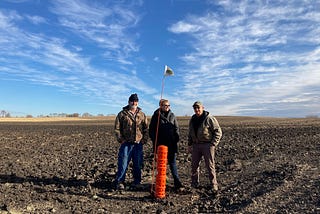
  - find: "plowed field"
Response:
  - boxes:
[0,117,319,213]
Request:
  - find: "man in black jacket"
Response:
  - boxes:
[149,99,183,190]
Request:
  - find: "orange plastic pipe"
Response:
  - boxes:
[155,145,168,198]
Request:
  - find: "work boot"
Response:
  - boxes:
[174,180,184,191]
[114,181,125,190]
[130,183,144,191]
[209,184,219,195]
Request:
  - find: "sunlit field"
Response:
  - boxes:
[0,116,319,213]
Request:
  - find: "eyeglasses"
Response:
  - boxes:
[193,106,200,109]
[162,104,170,107]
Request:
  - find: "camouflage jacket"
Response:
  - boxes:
[114,105,148,144]
[188,111,222,146]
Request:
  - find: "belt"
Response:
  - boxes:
[128,141,139,144]
[197,141,211,144]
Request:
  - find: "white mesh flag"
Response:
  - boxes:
[164,65,174,76]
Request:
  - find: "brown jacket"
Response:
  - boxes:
[188,111,222,146]
[114,105,148,144]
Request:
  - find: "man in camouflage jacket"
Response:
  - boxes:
[114,93,148,190]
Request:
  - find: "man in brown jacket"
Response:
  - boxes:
[114,93,148,190]
[188,101,222,193]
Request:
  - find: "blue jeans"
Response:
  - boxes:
[167,152,181,187]
[116,142,143,185]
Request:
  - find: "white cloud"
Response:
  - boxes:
[50,0,140,63]
[0,5,155,109]
[26,15,46,25]
[169,1,320,117]
[168,20,201,33]
[1,1,319,117]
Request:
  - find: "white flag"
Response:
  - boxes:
[164,65,174,76]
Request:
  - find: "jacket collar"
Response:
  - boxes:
[122,105,142,112]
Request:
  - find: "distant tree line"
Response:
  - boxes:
[39,113,96,117]
[0,110,11,118]
[0,110,116,118]
[36,113,115,118]
[1,109,319,118]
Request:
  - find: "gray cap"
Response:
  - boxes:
[192,101,203,107]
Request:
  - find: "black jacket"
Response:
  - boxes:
[149,109,180,154]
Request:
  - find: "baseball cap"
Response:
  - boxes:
[192,101,203,107]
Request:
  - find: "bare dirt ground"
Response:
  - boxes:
[0,116,319,213]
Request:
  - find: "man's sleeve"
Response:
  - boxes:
[114,113,123,143]
[210,117,222,146]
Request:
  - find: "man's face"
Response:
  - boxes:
[193,105,204,117]
[129,100,138,110]
[161,101,170,112]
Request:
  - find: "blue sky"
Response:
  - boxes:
[0,0,319,117]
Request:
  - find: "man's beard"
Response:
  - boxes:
[129,104,138,110]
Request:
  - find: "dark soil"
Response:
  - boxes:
[0,117,319,213]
